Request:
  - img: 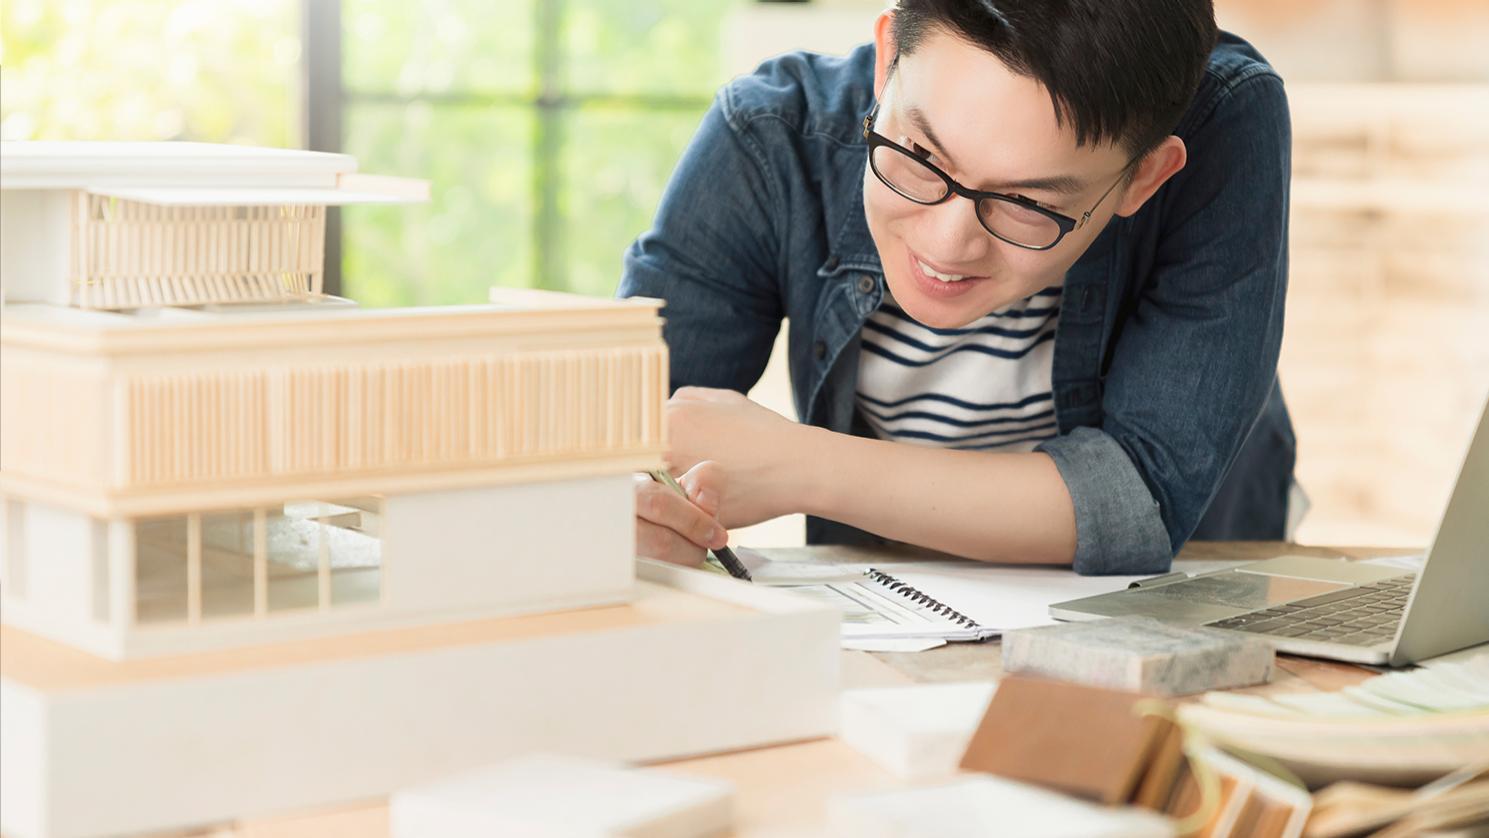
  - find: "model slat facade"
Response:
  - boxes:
[0,305,668,517]
[71,196,328,309]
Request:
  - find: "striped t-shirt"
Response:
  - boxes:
[855,287,1061,452]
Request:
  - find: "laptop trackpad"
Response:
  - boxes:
[1142,570,1349,611]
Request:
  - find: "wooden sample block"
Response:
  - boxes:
[958,674,1173,805]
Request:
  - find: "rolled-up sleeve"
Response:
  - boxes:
[1038,427,1173,574]
[1039,72,1292,575]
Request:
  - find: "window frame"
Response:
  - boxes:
[301,0,715,297]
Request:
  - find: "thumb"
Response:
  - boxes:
[680,460,726,517]
[672,386,738,404]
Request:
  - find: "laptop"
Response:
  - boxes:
[1049,399,1489,666]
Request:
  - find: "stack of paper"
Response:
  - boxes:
[828,775,1174,838]
[838,682,997,779]
[390,753,733,838]
[1307,768,1489,838]
[1178,649,1489,786]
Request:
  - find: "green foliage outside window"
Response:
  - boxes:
[341,0,739,305]
[1,0,299,145]
[2,0,741,307]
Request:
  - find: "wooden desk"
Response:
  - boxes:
[223,542,1401,838]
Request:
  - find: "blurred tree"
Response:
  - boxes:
[1,0,299,145]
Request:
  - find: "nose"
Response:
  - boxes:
[915,194,988,265]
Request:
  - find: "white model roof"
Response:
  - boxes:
[0,141,428,221]
[0,141,356,189]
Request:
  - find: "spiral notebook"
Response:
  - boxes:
[783,568,1002,643]
[740,551,1156,643]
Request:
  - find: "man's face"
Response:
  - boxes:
[862,27,1134,329]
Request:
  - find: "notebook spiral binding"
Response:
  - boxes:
[864,568,985,630]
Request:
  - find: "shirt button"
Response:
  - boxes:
[813,340,827,360]
[856,274,875,294]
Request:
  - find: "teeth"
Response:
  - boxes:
[917,259,969,283]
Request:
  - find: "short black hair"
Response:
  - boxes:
[890,0,1218,157]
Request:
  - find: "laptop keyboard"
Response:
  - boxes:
[1205,575,1414,647]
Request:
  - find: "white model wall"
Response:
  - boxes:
[383,475,636,617]
[1,565,841,838]
[19,501,98,625]
[0,190,71,305]
[1,474,638,660]
[0,500,121,658]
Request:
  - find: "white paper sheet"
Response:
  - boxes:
[864,562,1150,631]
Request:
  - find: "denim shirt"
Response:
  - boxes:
[618,32,1296,575]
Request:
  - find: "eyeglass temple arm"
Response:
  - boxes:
[1078,163,1137,229]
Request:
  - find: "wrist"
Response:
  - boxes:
[776,422,839,519]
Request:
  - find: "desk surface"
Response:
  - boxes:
[835,540,1408,688]
[224,542,1402,838]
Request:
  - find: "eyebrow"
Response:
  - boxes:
[903,105,1089,198]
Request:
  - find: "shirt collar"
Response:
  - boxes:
[818,149,883,279]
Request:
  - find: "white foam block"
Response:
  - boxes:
[829,775,1174,838]
[390,753,734,838]
[1002,616,1274,696]
[839,682,997,779]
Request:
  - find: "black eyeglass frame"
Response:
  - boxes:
[861,101,1133,252]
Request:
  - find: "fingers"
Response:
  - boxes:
[633,474,728,552]
[635,519,708,566]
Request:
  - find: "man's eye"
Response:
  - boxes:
[907,140,935,162]
[1009,193,1051,211]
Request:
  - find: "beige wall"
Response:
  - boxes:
[1221,0,1489,546]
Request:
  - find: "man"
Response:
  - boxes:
[619,0,1294,575]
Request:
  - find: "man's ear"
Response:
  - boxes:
[1114,136,1187,218]
[872,11,897,100]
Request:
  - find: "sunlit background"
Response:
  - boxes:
[4,0,1487,550]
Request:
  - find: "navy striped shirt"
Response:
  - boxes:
[855,288,1062,452]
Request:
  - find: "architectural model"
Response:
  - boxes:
[0,142,839,838]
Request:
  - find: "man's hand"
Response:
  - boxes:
[663,386,806,529]
[633,462,729,566]
[640,387,1077,566]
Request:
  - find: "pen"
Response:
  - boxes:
[647,469,752,582]
[1127,571,1189,589]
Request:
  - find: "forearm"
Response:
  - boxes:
[788,425,1078,564]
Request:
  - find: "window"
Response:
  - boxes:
[201,510,256,618]
[333,0,734,306]
[133,498,383,625]
[327,497,383,606]
[265,499,383,612]
[135,517,190,623]
[91,519,110,622]
[263,503,323,612]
